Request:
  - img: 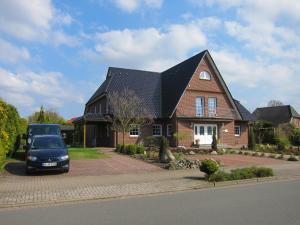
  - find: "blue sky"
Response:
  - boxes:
[0,0,299,119]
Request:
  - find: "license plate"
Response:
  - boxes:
[42,162,57,167]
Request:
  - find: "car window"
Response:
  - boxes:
[32,137,64,149]
[29,126,61,136]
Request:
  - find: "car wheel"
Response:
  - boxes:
[25,167,33,175]
[64,168,69,173]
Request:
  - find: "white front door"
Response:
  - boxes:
[194,124,217,145]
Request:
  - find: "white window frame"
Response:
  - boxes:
[196,97,204,117]
[208,97,217,117]
[129,125,140,137]
[199,70,211,80]
[152,124,162,136]
[167,124,173,136]
[234,125,241,136]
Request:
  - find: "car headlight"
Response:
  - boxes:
[60,155,69,160]
[27,156,37,161]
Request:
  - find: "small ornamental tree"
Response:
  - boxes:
[200,159,219,179]
[108,88,152,146]
[159,136,169,163]
[211,129,217,150]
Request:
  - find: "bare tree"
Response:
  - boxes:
[268,100,284,107]
[108,88,152,146]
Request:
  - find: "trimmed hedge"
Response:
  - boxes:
[116,144,145,155]
[209,167,274,182]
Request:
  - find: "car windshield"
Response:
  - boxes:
[31,137,65,149]
[28,125,61,136]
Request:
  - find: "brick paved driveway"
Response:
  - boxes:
[187,154,291,167]
[3,148,162,177]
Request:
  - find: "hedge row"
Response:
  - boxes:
[209,167,274,182]
[116,144,145,155]
[0,99,26,165]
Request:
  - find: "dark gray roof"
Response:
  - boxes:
[161,51,206,117]
[73,113,112,123]
[253,105,300,126]
[234,100,255,121]
[85,50,248,120]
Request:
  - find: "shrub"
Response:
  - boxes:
[200,159,219,178]
[136,145,145,154]
[211,129,217,150]
[238,151,243,154]
[276,137,290,151]
[209,171,231,182]
[126,144,137,155]
[116,144,122,152]
[209,167,273,182]
[230,167,257,180]
[120,145,126,153]
[288,155,299,161]
[253,167,274,177]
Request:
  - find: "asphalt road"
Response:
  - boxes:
[1,179,300,225]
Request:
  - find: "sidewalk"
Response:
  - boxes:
[1,162,300,209]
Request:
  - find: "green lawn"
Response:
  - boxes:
[68,148,109,160]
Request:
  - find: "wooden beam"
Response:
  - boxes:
[83,123,86,148]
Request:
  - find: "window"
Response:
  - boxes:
[199,71,211,80]
[208,97,217,117]
[207,126,212,135]
[167,124,173,136]
[200,126,205,135]
[234,126,241,136]
[129,125,140,137]
[152,124,162,136]
[196,97,204,116]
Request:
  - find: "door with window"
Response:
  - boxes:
[194,124,217,145]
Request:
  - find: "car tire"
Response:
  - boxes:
[64,168,69,173]
[25,167,33,175]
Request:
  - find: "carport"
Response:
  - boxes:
[72,113,115,148]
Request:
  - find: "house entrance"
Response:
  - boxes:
[194,124,217,145]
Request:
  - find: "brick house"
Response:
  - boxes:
[253,105,300,128]
[73,50,253,148]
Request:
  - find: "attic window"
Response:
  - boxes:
[199,71,211,80]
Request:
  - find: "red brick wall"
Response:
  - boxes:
[292,117,300,128]
[233,122,249,148]
[116,120,176,146]
[174,55,248,148]
[176,55,236,119]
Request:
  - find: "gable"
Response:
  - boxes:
[171,51,242,119]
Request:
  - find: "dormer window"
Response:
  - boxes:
[199,71,211,80]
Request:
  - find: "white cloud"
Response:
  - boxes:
[89,20,208,71]
[211,49,300,110]
[0,67,84,110]
[0,0,54,41]
[0,0,75,46]
[110,0,163,12]
[0,38,30,63]
[51,31,79,47]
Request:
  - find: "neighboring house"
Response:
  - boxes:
[253,105,300,128]
[73,50,253,148]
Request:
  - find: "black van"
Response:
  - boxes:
[24,124,61,151]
